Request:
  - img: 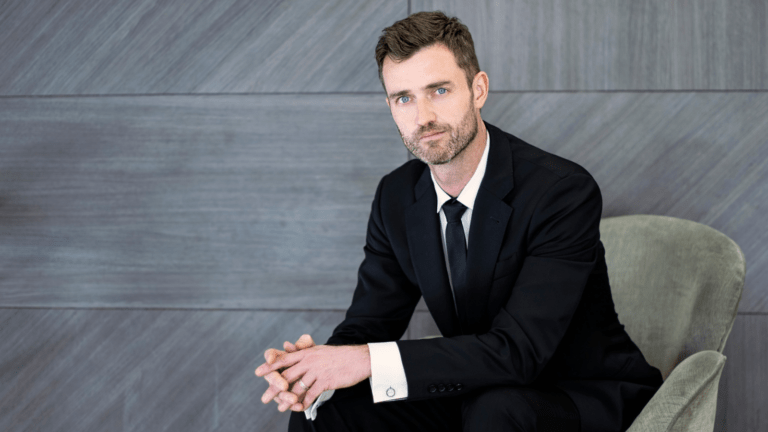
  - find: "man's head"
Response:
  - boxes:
[375,11,480,91]
[376,11,488,166]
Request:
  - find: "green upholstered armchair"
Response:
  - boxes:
[600,215,745,432]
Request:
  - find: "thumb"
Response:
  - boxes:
[284,341,298,353]
[295,334,315,350]
[265,348,284,364]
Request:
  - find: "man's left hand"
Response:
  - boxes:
[257,334,316,411]
[255,344,371,411]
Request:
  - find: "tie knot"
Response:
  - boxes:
[442,198,467,223]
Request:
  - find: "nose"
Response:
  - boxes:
[415,98,436,127]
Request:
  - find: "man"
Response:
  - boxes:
[256,11,663,431]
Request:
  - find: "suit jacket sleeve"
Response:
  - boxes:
[397,172,602,400]
[326,174,422,346]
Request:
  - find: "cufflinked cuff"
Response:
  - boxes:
[368,342,408,402]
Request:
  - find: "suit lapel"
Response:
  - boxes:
[461,123,515,333]
[405,123,516,336]
[405,166,462,337]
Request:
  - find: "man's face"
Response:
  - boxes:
[382,44,479,165]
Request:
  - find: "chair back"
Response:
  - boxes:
[600,215,745,380]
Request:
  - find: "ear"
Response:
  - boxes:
[472,71,489,110]
[385,96,391,109]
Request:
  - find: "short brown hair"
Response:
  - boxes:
[375,11,481,91]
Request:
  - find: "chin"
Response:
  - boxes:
[416,150,454,165]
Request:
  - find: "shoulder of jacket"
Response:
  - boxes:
[503,131,593,181]
[379,158,426,193]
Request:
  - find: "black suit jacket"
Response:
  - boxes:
[327,122,663,431]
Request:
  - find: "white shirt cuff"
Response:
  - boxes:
[368,342,408,403]
[303,389,334,421]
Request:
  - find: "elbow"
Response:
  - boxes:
[483,327,552,386]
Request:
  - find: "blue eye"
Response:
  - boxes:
[399,96,410,104]
[436,88,447,94]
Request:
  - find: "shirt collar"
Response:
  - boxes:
[431,129,490,213]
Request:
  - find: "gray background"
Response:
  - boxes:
[0,0,765,430]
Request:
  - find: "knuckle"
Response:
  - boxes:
[265,372,277,385]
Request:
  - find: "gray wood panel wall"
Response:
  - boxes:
[0,0,765,430]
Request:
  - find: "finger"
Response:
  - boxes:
[302,384,325,410]
[283,341,297,353]
[287,374,313,398]
[256,361,285,377]
[295,334,315,350]
[256,350,299,376]
[284,382,308,412]
[277,390,299,406]
[264,371,289,392]
[280,363,310,385]
[260,350,303,375]
[261,384,283,404]
[264,348,285,364]
[255,361,272,377]
[255,363,274,377]
[277,399,292,412]
[260,376,289,404]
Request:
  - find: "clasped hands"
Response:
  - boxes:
[255,334,372,413]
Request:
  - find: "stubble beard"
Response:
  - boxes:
[399,100,479,166]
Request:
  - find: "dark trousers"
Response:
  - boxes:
[288,381,580,432]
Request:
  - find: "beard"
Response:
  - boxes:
[398,99,479,166]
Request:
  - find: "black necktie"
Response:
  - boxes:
[442,198,467,319]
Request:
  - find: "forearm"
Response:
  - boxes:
[397,246,598,400]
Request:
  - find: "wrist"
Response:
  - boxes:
[359,344,372,379]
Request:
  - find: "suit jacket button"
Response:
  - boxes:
[428,385,437,393]
[447,384,455,392]
[438,384,446,392]
[456,383,463,391]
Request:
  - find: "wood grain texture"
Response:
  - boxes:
[482,92,768,313]
[0,0,405,95]
[0,308,345,432]
[714,314,768,431]
[2,93,766,313]
[0,95,407,309]
[0,310,760,432]
[413,0,768,90]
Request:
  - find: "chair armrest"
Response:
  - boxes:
[627,350,726,432]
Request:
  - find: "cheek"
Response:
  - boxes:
[438,99,464,122]
[391,110,415,134]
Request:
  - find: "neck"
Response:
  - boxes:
[430,120,487,197]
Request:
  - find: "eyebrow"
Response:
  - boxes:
[388,80,453,101]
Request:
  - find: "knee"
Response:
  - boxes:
[288,411,313,432]
[462,388,536,432]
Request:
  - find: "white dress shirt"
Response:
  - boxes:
[305,131,490,420]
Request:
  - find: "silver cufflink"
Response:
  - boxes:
[386,387,395,397]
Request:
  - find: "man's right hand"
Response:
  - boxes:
[257,334,315,412]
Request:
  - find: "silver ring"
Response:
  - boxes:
[299,380,309,390]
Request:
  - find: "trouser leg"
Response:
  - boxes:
[288,381,463,432]
[461,385,580,432]
[288,382,580,432]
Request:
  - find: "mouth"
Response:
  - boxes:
[420,131,445,141]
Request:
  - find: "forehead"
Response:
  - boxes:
[382,43,465,93]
